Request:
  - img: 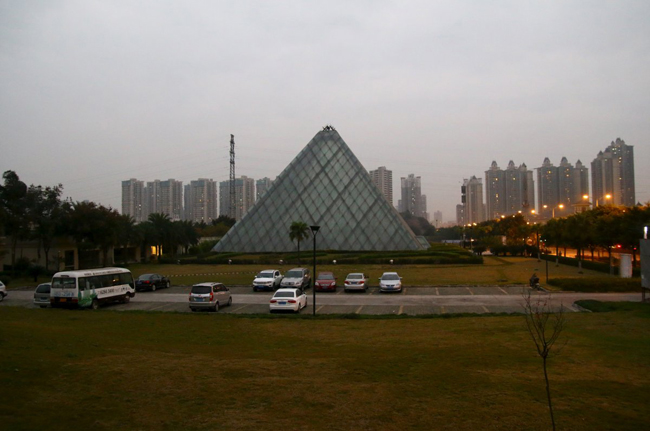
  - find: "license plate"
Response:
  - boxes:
[60,298,67,302]
[196,298,203,302]
[279,301,287,305]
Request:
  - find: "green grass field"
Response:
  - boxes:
[127,255,612,287]
[1,304,649,430]
[4,255,635,291]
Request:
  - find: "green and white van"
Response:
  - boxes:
[50,267,135,309]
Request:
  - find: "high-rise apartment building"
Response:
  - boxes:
[537,157,590,216]
[400,174,427,218]
[121,178,146,222]
[219,176,255,221]
[433,211,443,228]
[591,138,635,206]
[485,161,534,218]
[185,179,218,223]
[485,161,505,219]
[369,166,393,205]
[461,176,485,224]
[145,179,183,221]
[505,161,534,215]
[456,204,465,226]
[256,177,274,200]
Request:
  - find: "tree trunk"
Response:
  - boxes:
[297,241,301,266]
[543,356,556,431]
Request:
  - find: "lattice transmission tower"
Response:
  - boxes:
[229,134,236,220]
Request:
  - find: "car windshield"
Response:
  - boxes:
[382,274,400,281]
[257,272,274,278]
[192,285,211,294]
[318,274,334,280]
[52,277,76,289]
[273,291,295,298]
[36,284,51,293]
[138,274,154,280]
[286,270,302,278]
[347,274,363,280]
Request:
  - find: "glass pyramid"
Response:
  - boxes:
[213,127,425,252]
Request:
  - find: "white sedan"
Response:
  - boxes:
[269,288,307,313]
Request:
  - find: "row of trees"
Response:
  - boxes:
[445,204,650,265]
[1,171,235,273]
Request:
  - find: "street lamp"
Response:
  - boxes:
[552,204,564,218]
[309,225,320,316]
[596,194,612,207]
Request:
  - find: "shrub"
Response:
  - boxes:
[548,277,641,293]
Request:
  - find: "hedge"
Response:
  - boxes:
[547,277,642,293]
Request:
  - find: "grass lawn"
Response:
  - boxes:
[127,255,612,287]
[1,304,649,430]
[4,255,631,290]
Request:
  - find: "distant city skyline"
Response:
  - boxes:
[2,2,648,221]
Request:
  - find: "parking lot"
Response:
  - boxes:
[0,284,610,315]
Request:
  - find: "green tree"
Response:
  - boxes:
[25,183,64,272]
[0,171,29,275]
[63,201,121,267]
[289,221,310,265]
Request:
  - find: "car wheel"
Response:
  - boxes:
[228,297,232,306]
[214,302,219,312]
[190,307,196,312]
[122,295,130,304]
[166,281,170,289]
[40,305,47,308]
[151,284,156,292]
[0,293,4,302]
[91,299,100,310]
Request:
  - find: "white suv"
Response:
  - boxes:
[253,269,283,292]
[189,282,232,312]
[0,280,6,302]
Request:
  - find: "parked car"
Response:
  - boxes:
[253,269,283,292]
[189,282,232,312]
[269,288,307,313]
[280,268,311,289]
[314,271,337,292]
[0,280,6,302]
[379,272,403,293]
[344,273,368,292]
[135,273,170,291]
[33,283,51,308]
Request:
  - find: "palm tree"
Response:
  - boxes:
[289,221,310,265]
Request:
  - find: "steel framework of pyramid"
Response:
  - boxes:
[213,127,425,252]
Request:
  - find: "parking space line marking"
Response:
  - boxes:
[355,305,364,314]
[441,306,446,314]
[498,286,508,294]
[336,289,344,295]
[398,305,404,315]
[466,287,474,295]
[482,306,489,313]
[231,305,249,312]
[149,305,166,311]
[316,305,325,313]
[402,288,407,295]
[435,287,440,296]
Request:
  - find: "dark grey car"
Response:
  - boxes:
[33,283,51,308]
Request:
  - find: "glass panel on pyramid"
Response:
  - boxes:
[213,127,425,252]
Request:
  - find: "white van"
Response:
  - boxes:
[50,267,135,309]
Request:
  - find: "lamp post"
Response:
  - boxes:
[309,225,320,316]
[596,193,612,207]
[552,204,564,219]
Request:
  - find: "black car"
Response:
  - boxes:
[135,273,170,291]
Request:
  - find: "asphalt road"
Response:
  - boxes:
[2,285,643,315]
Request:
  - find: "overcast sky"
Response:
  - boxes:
[1,0,648,222]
